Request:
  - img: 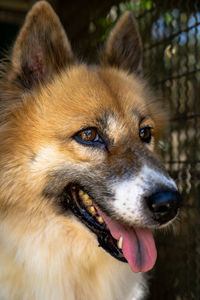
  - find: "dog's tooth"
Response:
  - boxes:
[88,206,96,215]
[83,197,93,206]
[82,193,89,201]
[79,190,84,197]
[117,236,123,249]
[79,191,92,205]
[84,199,93,206]
[96,216,104,224]
[80,192,91,205]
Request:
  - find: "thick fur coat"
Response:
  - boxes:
[0,2,181,300]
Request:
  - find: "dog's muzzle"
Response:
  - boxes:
[146,190,183,225]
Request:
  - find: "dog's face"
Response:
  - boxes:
[0,1,182,274]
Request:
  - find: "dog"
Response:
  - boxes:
[0,1,182,299]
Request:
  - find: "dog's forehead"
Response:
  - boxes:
[45,65,151,123]
[27,64,166,144]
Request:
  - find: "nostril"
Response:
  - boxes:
[147,191,182,225]
[152,202,170,213]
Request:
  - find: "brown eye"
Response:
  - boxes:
[74,127,105,147]
[139,126,152,143]
[77,128,97,142]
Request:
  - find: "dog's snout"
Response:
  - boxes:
[147,191,182,225]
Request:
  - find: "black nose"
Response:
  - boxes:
[147,191,182,225]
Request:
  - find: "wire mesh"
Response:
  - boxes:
[89,1,200,298]
[132,0,200,299]
[90,0,200,298]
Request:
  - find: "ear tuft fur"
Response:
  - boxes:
[11,1,75,89]
[99,11,143,74]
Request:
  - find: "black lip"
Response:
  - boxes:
[64,184,127,263]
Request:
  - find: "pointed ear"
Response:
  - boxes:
[99,11,143,74]
[11,1,75,89]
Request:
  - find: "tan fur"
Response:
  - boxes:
[0,2,169,300]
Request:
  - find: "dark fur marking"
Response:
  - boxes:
[99,11,143,74]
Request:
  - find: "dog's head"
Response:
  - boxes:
[0,1,182,273]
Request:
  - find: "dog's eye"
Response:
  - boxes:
[139,126,152,143]
[78,128,97,142]
[74,127,105,147]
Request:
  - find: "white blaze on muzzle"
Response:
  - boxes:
[111,165,177,226]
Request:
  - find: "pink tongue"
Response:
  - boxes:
[97,209,157,273]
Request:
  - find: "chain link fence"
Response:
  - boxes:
[134,1,200,299]
[90,0,200,298]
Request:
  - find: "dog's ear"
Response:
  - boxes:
[11,1,75,89]
[99,11,142,74]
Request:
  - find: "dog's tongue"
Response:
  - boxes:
[97,210,157,273]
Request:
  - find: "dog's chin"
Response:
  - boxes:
[62,183,158,273]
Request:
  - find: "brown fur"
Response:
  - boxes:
[99,11,143,73]
[0,2,170,300]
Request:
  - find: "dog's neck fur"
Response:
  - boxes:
[0,217,146,300]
